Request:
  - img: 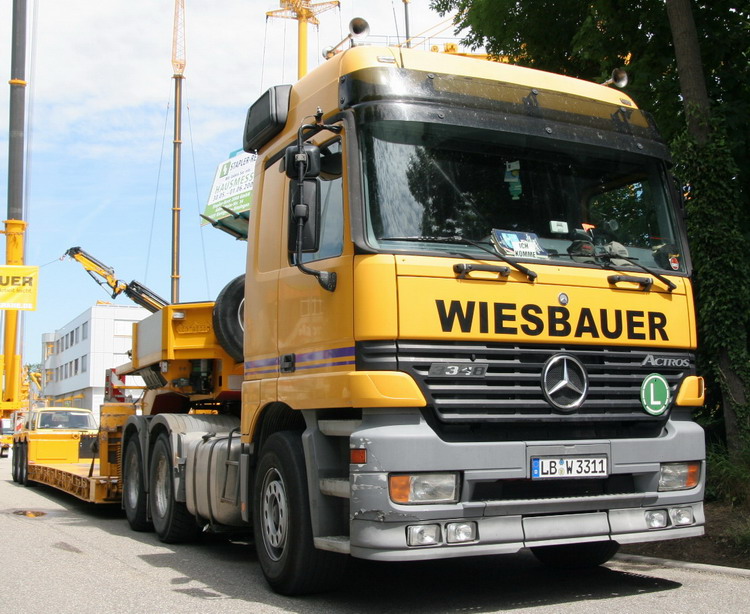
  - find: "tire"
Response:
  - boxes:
[123,436,152,531]
[253,431,347,595]
[531,540,620,569]
[149,433,199,543]
[20,443,34,487]
[11,443,19,483]
[212,275,245,363]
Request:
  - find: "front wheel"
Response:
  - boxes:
[123,436,152,531]
[531,540,620,569]
[149,433,199,543]
[253,431,346,596]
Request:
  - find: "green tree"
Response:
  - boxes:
[431,0,750,453]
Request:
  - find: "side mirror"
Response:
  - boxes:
[288,179,321,253]
[285,144,321,179]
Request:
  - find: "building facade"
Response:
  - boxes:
[41,303,149,416]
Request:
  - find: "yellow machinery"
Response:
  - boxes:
[64,247,168,313]
[11,405,135,502]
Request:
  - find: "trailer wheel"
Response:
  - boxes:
[253,431,346,595]
[123,437,152,532]
[149,433,199,543]
[20,443,34,487]
[531,540,620,569]
[11,443,19,482]
[212,275,245,363]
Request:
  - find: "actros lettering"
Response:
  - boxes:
[435,299,669,341]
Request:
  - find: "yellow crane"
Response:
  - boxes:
[266,0,340,78]
[64,247,168,313]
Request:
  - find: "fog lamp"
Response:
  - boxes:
[669,507,695,526]
[407,524,441,547]
[645,509,669,529]
[446,522,477,544]
[390,473,458,504]
[659,462,701,491]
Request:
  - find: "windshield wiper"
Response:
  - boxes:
[380,236,538,281]
[597,252,677,292]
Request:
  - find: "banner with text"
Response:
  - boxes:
[0,265,40,310]
[202,152,256,225]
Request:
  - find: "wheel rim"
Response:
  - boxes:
[124,445,140,509]
[153,452,170,518]
[260,467,288,562]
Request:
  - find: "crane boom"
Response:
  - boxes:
[64,247,169,313]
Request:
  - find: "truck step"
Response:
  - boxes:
[314,536,350,554]
[319,477,350,498]
[318,419,361,437]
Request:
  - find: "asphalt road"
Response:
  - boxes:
[2,454,748,614]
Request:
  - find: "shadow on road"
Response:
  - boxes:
[4,478,682,613]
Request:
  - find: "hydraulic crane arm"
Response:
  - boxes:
[64,247,169,313]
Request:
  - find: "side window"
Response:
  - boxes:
[301,140,344,264]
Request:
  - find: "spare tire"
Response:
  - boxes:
[213,275,245,362]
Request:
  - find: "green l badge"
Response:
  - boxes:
[641,373,671,415]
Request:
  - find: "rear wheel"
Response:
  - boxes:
[20,443,34,487]
[253,431,346,595]
[11,443,19,482]
[123,436,152,531]
[149,433,199,543]
[531,540,620,569]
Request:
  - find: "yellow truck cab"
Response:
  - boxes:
[12,407,98,485]
[45,38,705,596]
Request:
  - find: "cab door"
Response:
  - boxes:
[276,136,355,409]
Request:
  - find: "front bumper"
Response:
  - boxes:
[348,409,705,561]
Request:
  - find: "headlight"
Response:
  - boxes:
[658,462,701,491]
[389,473,459,504]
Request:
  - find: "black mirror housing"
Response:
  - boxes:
[285,144,321,179]
[288,178,321,253]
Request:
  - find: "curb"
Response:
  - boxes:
[613,553,750,579]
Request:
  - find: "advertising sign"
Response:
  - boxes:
[0,265,39,310]
[202,151,256,225]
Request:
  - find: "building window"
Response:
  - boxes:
[82,321,88,340]
[74,358,79,375]
[75,327,79,344]
[81,355,88,373]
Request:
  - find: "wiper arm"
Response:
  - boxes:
[381,236,537,281]
[597,252,677,292]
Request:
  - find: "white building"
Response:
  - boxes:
[42,303,149,415]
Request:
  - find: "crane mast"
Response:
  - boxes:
[266,0,340,78]
[171,0,186,303]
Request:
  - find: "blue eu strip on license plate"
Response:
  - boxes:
[531,456,608,479]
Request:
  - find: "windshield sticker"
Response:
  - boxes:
[550,220,568,234]
[491,229,548,258]
[504,161,522,200]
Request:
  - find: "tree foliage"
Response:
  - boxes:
[430,1,749,210]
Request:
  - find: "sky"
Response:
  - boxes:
[0,0,464,365]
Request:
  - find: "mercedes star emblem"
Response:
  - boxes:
[541,354,589,412]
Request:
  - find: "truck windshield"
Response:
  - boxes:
[360,120,686,274]
[38,411,97,429]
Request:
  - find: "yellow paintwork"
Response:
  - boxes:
[14,407,97,464]
[676,375,705,406]
[395,256,694,349]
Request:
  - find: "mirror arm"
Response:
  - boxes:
[293,212,337,292]
[292,115,337,293]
